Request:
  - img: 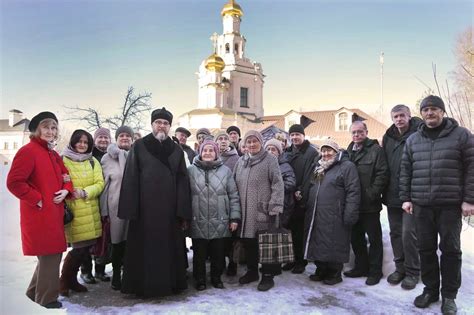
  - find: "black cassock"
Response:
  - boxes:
[118,134,191,297]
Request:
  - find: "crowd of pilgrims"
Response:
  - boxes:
[6,97,473,314]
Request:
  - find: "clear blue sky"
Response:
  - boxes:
[0,0,471,124]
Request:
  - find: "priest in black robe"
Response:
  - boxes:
[118,107,191,298]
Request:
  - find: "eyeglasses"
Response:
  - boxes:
[153,120,170,126]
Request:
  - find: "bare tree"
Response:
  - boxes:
[64,86,152,133]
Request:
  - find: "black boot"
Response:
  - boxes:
[257,275,274,291]
[323,271,342,285]
[111,268,121,290]
[239,271,259,284]
[95,263,111,282]
[211,277,224,289]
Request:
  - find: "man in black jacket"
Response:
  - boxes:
[175,127,196,165]
[282,124,318,274]
[383,105,422,290]
[344,121,388,285]
[400,95,474,314]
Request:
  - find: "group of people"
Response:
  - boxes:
[6,95,473,315]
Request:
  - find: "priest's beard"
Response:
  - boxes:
[154,131,167,142]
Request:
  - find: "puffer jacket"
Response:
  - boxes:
[304,151,360,263]
[278,154,296,227]
[188,158,241,239]
[347,138,388,213]
[382,117,422,208]
[399,118,474,206]
[63,157,104,243]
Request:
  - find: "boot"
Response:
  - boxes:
[282,262,295,271]
[441,298,457,315]
[238,270,259,284]
[211,276,224,289]
[226,261,237,276]
[95,263,110,282]
[323,271,342,285]
[111,268,122,290]
[257,275,274,291]
[309,267,327,282]
[60,252,88,297]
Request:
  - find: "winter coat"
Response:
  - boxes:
[92,146,107,162]
[100,143,129,244]
[347,138,388,213]
[188,158,241,239]
[220,147,240,171]
[181,143,196,165]
[284,140,319,213]
[7,137,73,256]
[63,156,104,244]
[399,118,474,206]
[234,150,284,238]
[278,155,296,227]
[382,117,422,208]
[304,151,360,263]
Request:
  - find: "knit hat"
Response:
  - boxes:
[151,107,173,124]
[226,125,241,137]
[214,130,229,140]
[289,124,305,135]
[94,127,111,141]
[320,139,341,152]
[115,125,134,140]
[28,111,58,132]
[199,140,219,158]
[196,128,211,137]
[264,138,283,155]
[420,95,445,112]
[175,127,191,137]
[243,130,263,145]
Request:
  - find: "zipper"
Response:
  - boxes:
[304,180,321,259]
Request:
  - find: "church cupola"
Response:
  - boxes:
[205,53,225,72]
[221,0,243,18]
[221,0,242,35]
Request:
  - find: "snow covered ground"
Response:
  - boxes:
[1,165,474,314]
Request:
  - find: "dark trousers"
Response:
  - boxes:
[241,238,281,276]
[81,254,106,275]
[350,212,383,277]
[315,261,343,276]
[387,207,420,276]
[288,212,307,266]
[414,205,462,299]
[192,238,226,281]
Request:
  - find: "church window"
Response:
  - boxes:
[13,142,18,149]
[240,87,248,108]
[234,43,239,54]
[338,112,348,131]
[4,142,8,150]
[225,43,230,53]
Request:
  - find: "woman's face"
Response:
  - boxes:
[201,145,216,161]
[117,133,132,150]
[246,136,261,155]
[321,147,337,161]
[39,123,58,142]
[266,145,280,157]
[74,135,89,154]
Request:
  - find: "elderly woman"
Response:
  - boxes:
[234,130,284,291]
[303,139,360,285]
[100,126,134,290]
[59,129,104,296]
[7,112,73,309]
[188,140,241,290]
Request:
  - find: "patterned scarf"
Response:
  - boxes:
[313,155,338,181]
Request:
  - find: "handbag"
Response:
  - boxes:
[63,204,74,225]
[257,214,294,264]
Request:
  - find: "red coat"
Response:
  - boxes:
[7,137,73,256]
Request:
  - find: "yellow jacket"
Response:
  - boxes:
[63,157,104,243]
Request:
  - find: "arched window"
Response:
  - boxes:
[338,112,348,131]
[225,43,230,53]
[234,43,239,54]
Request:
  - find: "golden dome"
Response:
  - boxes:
[221,0,243,17]
[205,53,225,72]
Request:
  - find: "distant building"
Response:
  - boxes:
[0,109,30,165]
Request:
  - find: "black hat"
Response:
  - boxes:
[288,124,305,135]
[226,125,241,137]
[151,107,173,124]
[175,127,191,137]
[420,95,446,112]
[115,125,134,140]
[28,111,58,132]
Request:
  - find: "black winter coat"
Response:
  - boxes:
[303,152,360,263]
[347,138,388,213]
[278,155,296,227]
[399,118,474,206]
[382,117,422,208]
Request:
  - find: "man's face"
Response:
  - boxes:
[228,131,240,143]
[95,135,111,151]
[391,110,411,131]
[421,106,444,128]
[350,123,368,144]
[175,131,187,145]
[152,119,170,140]
[290,132,304,146]
[216,135,230,152]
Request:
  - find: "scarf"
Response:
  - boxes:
[313,155,338,181]
[62,145,93,162]
[243,149,268,168]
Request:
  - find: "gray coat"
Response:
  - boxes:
[304,152,361,263]
[220,147,240,171]
[100,143,129,244]
[188,158,241,239]
[234,150,284,238]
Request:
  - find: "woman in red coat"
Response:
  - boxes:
[7,111,73,309]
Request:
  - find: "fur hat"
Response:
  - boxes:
[243,130,263,145]
[264,138,283,155]
[94,127,111,141]
[420,95,445,112]
[151,107,173,124]
[115,126,134,140]
[175,127,191,137]
[196,128,211,137]
[320,139,341,152]
[226,125,241,137]
[289,124,305,135]
[199,140,219,158]
[28,111,58,132]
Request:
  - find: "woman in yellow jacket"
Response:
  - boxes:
[59,129,104,297]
